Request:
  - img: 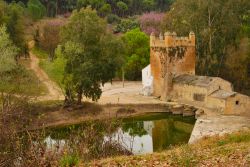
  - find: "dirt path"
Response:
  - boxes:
[28,51,165,103]
[29,52,64,100]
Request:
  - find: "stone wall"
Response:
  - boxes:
[172,84,208,103]
[208,78,233,94]
[225,94,250,115]
[207,96,226,112]
[150,32,196,98]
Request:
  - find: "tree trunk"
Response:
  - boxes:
[77,90,83,105]
[56,0,58,16]
[208,8,212,55]
[64,87,73,106]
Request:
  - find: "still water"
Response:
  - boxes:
[42,113,195,155]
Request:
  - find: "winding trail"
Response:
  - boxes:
[29,52,64,100]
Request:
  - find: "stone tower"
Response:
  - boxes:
[150,31,196,100]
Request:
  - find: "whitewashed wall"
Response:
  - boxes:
[141,65,153,96]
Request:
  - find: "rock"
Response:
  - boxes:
[183,112,195,116]
[173,104,183,108]
[141,86,153,96]
[182,107,195,116]
[195,109,204,119]
[172,104,184,114]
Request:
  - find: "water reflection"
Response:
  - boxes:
[107,122,154,154]
[108,114,195,154]
[42,113,195,155]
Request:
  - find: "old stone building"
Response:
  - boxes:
[142,31,250,115]
[150,31,195,100]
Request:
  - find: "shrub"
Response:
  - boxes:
[113,18,139,33]
[139,12,165,35]
[107,14,121,24]
[99,3,112,17]
[27,0,46,20]
[59,154,80,167]
[122,28,150,80]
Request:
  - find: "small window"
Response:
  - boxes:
[193,93,205,102]
[236,101,239,105]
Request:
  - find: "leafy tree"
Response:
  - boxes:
[163,1,248,74]
[77,0,105,10]
[154,0,173,11]
[122,121,147,137]
[60,7,125,104]
[5,0,174,16]
[46,0,57,17]
[0,25,18,73]
[27,0,46,20]
[116,1,128,17]
[224,38,250,93]
[113,18,139,33]
[139,12,165,35]
[0,1,25,52]
[106,14,120,24]
[99,3,111,17]
[39,21,62,60]
[143,0,155,11]
[162,0,250,94]
[122,28,150,80]
[76,0,87,10]
[90,0,105,9]
[17,1,26,8]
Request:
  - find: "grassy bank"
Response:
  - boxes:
[31,47,48,59]
[31,47,65,85]
[89,131,250,166]
[0,65,47,96]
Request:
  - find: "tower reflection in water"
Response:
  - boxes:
[110,114,195,154]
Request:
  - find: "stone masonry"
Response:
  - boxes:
[150,32,196,100]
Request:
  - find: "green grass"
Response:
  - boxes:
[59,154,80,167]
[31,47,49,59]
[0,66,48,96]
[216,132,250,146]
[39,58,65,86]
[31,47,65,86]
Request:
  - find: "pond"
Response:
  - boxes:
[41,113,195,156]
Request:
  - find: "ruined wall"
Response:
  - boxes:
[150,32,196,98]
[224,94,250,115]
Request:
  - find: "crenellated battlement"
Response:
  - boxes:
[150,31,195,48]
[150,31,196,99]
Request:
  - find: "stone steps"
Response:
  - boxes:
[169,104,203,117]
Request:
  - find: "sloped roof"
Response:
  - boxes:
[173,74,214,88]
[209,90,237,99]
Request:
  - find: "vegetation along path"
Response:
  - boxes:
[29,51,64,100]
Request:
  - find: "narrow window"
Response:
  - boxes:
[236,101,239,105]
[193,93,205,102]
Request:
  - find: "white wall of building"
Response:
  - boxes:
[141,65,153,96]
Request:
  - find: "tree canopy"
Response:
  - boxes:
[27,0,46,20]
[122,28,150,80]
[0,25,18,73]
[0,0,25,52]
[162,0,250,94]
[4,0,174,17]
[60,7,125,104]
